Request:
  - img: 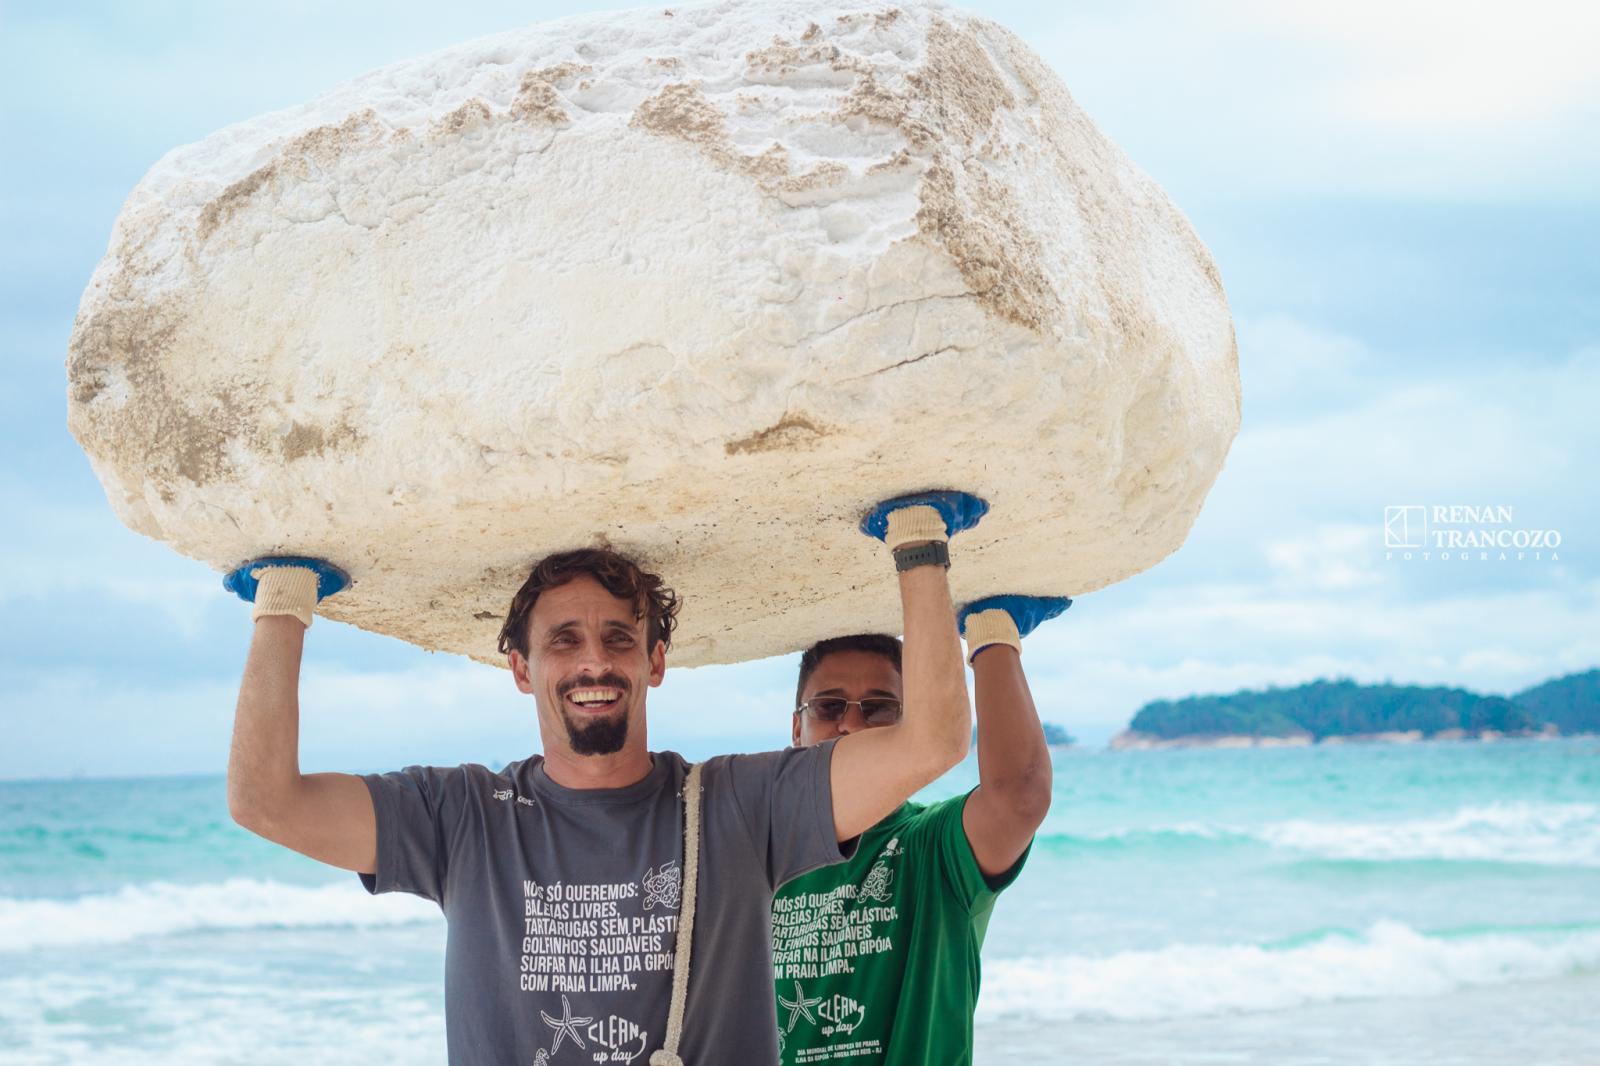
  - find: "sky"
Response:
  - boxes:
[2,0,1596,779]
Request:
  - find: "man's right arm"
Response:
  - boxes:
[227,588,377,876]
[827,559,971,840]
[826,499,979,841]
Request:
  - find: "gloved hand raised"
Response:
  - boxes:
[957,594,1072,663]
[224,556,350,629]
[859,490,989,551]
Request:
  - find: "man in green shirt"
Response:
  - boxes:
[771,594,1069,1065]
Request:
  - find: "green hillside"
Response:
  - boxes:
[1514,669,1600,734]
[1041,722,1076,746]
[1129,678,1540,740]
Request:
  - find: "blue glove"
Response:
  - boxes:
[958,594,1072,661]
[224,556,350,604]
[958,594,1072,640]
[859,490,990,543]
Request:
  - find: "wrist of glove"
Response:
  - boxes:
[884,505,948,550]
[961,607,1020,663]
[958,594,1073,663]
[251,566,320,628]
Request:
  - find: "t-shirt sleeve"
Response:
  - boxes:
[721,740,853,891]
[356,764,470,905]
[914,790,1032,913]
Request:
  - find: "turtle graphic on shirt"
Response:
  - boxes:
[641,860,682,911]
[858,837,900,902]
[859,860,893,902]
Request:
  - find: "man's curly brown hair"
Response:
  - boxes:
[497,548,681,659]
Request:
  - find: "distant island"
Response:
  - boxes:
[1514,669,1600,736]
[1111,668,1598,750]
[1042,722,1076,747]
[974,721,1075,747]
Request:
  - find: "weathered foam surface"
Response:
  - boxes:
[66,0,1239,668]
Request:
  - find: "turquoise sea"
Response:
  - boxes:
[3,738,1598,1065]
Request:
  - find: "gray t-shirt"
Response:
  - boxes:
[359,742,846,1065]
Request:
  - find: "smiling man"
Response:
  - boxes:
[224,496,978,1065]
[771,594,1069,1066]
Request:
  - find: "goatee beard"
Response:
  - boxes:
[564,707,629,755]
[556,671,633,756]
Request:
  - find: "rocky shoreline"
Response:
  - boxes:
[1108,726,1559,751]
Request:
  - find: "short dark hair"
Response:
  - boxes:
[794,633,903,710]
[497,548,681,658]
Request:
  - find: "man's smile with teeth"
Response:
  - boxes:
[567,688,623,706]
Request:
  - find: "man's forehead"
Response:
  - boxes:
[805,650,901,693]
[532,577,642,628]
[812,684,900,697]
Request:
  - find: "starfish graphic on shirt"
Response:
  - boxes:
[540,994,592,1055]
[778,980,823,1033]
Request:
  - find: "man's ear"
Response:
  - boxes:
[510,649,535,694]
[647,639,667,687]
[791,712,802,747]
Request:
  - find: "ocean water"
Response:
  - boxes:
[2,739,1598,1065]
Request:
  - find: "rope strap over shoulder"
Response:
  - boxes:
[650,761,702,1066]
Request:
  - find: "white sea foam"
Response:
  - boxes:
[0,969,445,1066]
[1255,802,1600,866]
[0,877,439,952]
[1061,802,1600,867]
[977,921,1600,1022]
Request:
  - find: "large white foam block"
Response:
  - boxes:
[67,0,1239,668]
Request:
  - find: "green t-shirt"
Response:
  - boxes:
[770,792,1027,1066]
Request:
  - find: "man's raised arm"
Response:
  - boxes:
[956,595,1069,876]
[225,563,377,874]
[827,495,980,841]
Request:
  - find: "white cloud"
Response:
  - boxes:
[1235,313,1373,420]
[1263,524,1383,592]
[1197,340,1598,560]
[0,479,224,638]
[1247,0,1600,129]
[1028,0,1600,201]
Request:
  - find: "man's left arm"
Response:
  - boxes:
[958,595,1070,877]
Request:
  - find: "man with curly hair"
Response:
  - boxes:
[225,495,980,1065]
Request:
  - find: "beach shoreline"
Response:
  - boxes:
[1107,727,1571,751]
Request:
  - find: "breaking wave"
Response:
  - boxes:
[979,920,1600,1022]
[0,877,439,951]
[1040,802,1600,867]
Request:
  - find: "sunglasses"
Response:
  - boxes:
[796,696,903,726]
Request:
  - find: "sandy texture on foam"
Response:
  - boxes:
[66,0,1239,668]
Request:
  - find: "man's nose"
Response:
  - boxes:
[575,636,612,674]
[835,705,868,735]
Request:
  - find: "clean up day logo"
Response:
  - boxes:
[1384,504,1561,563]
